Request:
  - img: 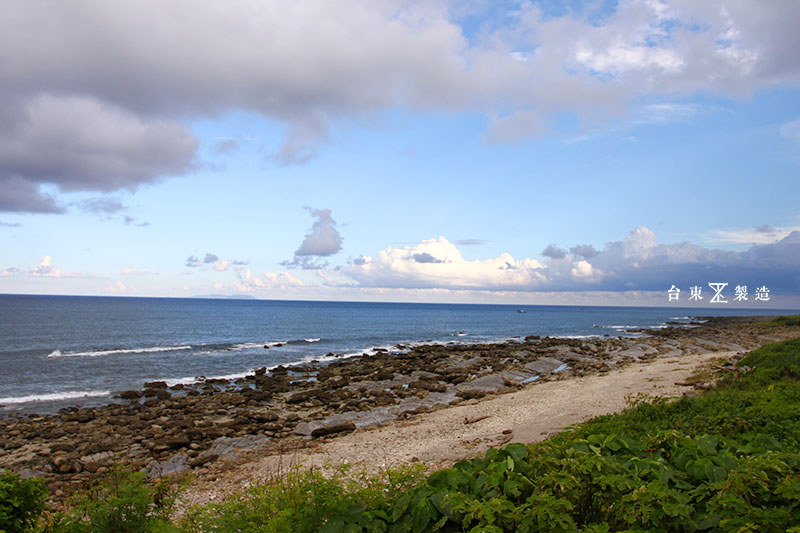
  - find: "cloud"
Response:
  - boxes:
[340,237,546,290]
[0,267,20,277]
[0,221,21,228]
[30,256,60,277]
[570,244,598,258]
[542,244,567,260]
[708,224,800,244]
[454,238,487,246]
[186,252,246,271]
[236,268,305,292]
[104,280,127,293]
[121,268,154,276]
[2,0,799,211]
[75,196,127,214]
[339,227,800,295]
[0,95,197,213]
[283,207,343,269]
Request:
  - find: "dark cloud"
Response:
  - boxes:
[76,197,127,214]
[212,138,240,154]
[203,253,219,264]
[186,256,201,268]
[542,244,567,259]
[570,244,598,259]
[0,175,64,213]
[412,252,445,264]
[294,209,342,256]
[0,95,197,213]
[455,239,487,246]
[282,207,343,269]
[1,0,796,214]
[755,224,776,234]
[0,221,21,227]
[123,215,150,227]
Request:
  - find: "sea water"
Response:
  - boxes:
[0,294,795,413]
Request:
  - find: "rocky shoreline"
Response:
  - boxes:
[1,315,798,506]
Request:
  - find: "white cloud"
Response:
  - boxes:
[121,268,154,276]
[213,260,232,272]
[103,280,127,293]
[236,269,305,293]
[341,237,546,290]
[338,226,800,295]
[30,256,61,277]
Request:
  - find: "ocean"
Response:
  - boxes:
[0,294,795,414]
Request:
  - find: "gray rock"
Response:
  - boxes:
[455,374,505,393]
[523,357,565,375]
[145,454,189,478]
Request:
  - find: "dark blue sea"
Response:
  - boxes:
[0,295,796,414]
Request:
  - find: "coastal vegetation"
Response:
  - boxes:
[2,320,800,531]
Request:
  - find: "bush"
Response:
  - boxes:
[47,466,181,533]
[0,470,47,533]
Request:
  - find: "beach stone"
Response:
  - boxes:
[523,357,565,375]
[456,374,505,393]
[310,421,356,438]
[145,454,189,478]
[204,434,271,457]
[119,390,142,400]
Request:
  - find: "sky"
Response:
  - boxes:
[1,0,799,308]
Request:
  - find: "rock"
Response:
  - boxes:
[143,381,168,389]
[189,453,218,468]
[145,454,189,478]
[119,390,142,400]
[164,436,190,449]
[456,390,486,400]
[456,374,505,393]
[523,357,565,375]
[311,421,356,438]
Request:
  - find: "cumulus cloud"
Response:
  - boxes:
[340,237,546,290]
[186,252,246,271]
[283,207,343,269]
[104,280,127,293]
[2,0,799,211]
[338,227,800,295]
[542,244,567,260]
[236,268,305,292]
[570,244,598,258]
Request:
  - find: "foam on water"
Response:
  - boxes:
[0,390,111,404]
[47,345,192,358]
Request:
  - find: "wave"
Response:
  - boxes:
[0,390,111,405]
[47,345,192,358]
[303,338,321,343]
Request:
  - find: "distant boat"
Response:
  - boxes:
[517,309,527,313]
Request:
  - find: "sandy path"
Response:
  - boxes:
[181,349,730,508]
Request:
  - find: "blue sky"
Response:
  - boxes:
[1,0,799,307]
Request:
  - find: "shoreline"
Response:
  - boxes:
[1,315,798,508]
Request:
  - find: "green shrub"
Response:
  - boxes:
[47,466,181,533]
[0,470,47,533]
[181,463,426,532]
